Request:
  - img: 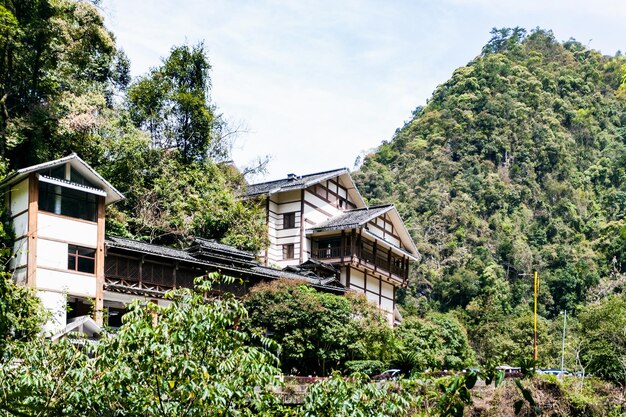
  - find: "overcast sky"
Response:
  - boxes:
[99,0,625,181]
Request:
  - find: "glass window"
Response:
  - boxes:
[39,182,97,222]
[68,245,96,274]
[282,244,295,260]
[283,212,296,229]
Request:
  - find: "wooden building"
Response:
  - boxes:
[3,153,123,334]
[246,169,419,323]
[3,155,343,335]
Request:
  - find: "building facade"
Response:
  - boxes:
[246,169,419,322]
[3,155,343,336]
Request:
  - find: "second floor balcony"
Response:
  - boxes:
[309,234,410,283]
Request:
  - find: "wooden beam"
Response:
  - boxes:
[264,197,269,266]
[299,190,305,262]
[94,196,106,325]
[26,174,38,288]
[340,230,345,263]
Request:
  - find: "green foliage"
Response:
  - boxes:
[0,276,47,353]
[0,274,285,416]
[393,313,475,372]
[577,294,626,385]
[355,27,626,364]
[127,43,223,163]
[298,372,420,417]
[244,279,394,376]
[343,360,387,376]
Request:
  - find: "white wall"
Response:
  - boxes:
[10,178,28,214]
[350,269,365,289]
[12,212,28,238]
[37,268,97,298]
[37,239,69,270]
[38,213,97,247]
[10,237,27,269]
[38,290,67,336]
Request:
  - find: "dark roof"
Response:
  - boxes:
[188,237,255,262]
[2,153,124,205]
[244,168,348,197]
[306,204,393,233]
[105,236,345,293]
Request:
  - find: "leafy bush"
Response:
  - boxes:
[344,360,387,376]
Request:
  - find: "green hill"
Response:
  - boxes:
[355,28,626,361]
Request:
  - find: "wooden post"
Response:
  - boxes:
[264,197,269,266]
[346,266,351,288]
[340,230,345,262]
[350,229,356,259]
[372,240,378,272]
[299,190,305,262]
[94,196,106,325]
[26,174,38,288]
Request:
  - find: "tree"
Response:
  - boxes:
[578,295,626,385]
[244,279,393,376]
[0,0,125,167]
[0,275,286,416]
[393,313,475,372]
[127,43,224,163]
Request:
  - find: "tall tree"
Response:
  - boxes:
[127,43,225,163]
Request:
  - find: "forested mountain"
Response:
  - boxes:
[355,28,626,363]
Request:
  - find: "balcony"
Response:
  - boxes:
[310,235,409,282]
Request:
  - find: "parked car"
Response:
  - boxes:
[372,369,402,381]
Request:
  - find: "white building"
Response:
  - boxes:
[246,169,420,322]
[3,153,123,334]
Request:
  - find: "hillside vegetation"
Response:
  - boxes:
[355,28,626,366]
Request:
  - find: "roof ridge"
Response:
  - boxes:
[248,167,348,187]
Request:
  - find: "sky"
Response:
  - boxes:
[99,0,626,181]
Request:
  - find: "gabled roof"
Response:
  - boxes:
[245,168,366,207]
[306,204,394,232]
[306,204,419,259]
[49,315,101,342]
[2,153,124,205]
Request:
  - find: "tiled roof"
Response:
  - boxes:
[105,236,345,293]
[306,204,394,233]
[2,153,124,205]
[244,168,348,197]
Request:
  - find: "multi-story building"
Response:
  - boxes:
[3,154,344,336]
[246,169,419,322]
[3,153,123,334]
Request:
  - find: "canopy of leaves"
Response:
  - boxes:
[394,313,475,372]
[243,279,394,376]
[0,1,267,251]
[355,27,626,363]
[0,276,285,416]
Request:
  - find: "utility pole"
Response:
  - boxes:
[534,271,538,362]
[560,310,567,378]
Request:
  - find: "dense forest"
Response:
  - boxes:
[355,27,626,372]
[1,0,626,414]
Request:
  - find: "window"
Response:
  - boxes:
[282,244,295,260]
[68,245,96,274]
[39,182,97,222]
[283,212,296,229]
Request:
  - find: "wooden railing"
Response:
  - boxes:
[310,239,407,280]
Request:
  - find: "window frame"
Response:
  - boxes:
[282,244,295,260]
[68,244,96,274]
[282,212,296,229]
